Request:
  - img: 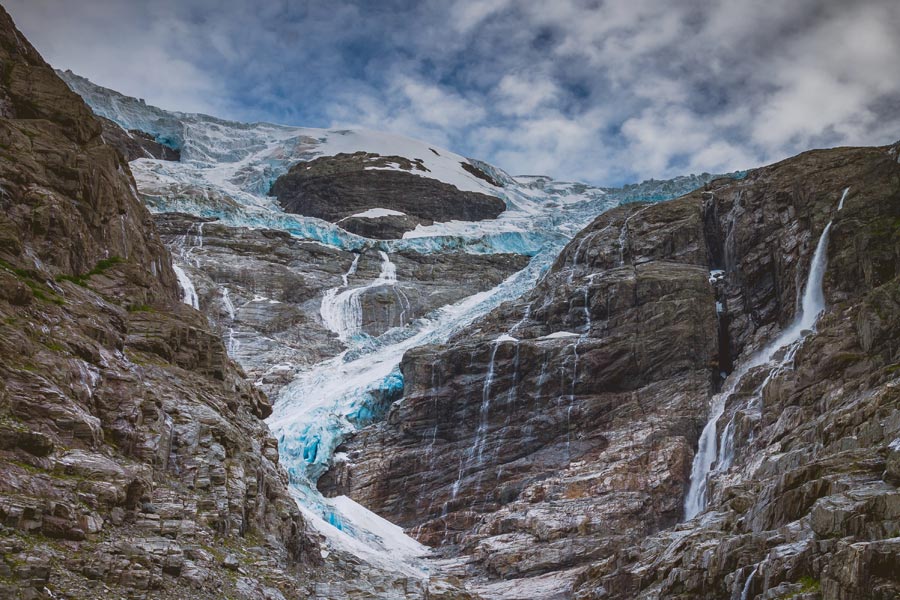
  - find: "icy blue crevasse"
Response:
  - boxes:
[62,69,754,545]
[346,369,405,427]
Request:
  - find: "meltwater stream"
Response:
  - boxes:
[268,254,553,571]
[66,72,754,578]
[683,187,849,519]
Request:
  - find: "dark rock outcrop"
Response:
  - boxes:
[320,197,720,596]
[0,8,317,598]
[97,115,181,161]
[338,213,424,240]
[573,145,900,599]
[322,144,900,599]
[270,152,506,238]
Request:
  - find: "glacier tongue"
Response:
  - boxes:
[61,71,741,589]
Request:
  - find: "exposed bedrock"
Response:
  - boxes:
[153,213,528,394]
[578,147,900,600]
[320,197,720,596]
[322,145,900,599]
[0,8,318,598]
[270,151,506,238]
[97,115,181,162]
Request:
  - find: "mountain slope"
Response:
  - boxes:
[54,67,732,584]
[323,144,900,599]
[0,8,316,598]
[37,28,893,600]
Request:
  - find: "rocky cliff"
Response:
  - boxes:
[97,116,180,162]
[321,145,900,599]
[0,8,317,598]
[6,5,899,599]
[152,212,529,396]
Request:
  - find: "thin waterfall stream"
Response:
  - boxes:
[683,187,849,519]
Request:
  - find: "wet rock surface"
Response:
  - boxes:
[4,4,899,598]
[153,212,528,395]
[324,145,900,599]
[271,152,506,238]
[574,145,900,600]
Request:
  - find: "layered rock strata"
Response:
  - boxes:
[0,9,317,598]
[153,212,528,394]
[323,145,900,599]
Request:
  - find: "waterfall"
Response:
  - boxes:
[475,340,501,465]
[452,338,505,499]
[618,205,651,265]
[173,263,199,309]
[320,251,404,342]
[740,564,759,600]
[170,221,205,310]
[837,186,849,211]
[683,188,847,519]
[221,287,238,356]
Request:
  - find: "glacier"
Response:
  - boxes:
[61,70,742,576]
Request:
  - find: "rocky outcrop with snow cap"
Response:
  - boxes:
[271,151,506,239]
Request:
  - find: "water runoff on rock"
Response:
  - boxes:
[64,72,745,577]
[683,187,849,520]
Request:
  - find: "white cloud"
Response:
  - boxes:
[493,73,560,117]
[395,76,487,128]
[5,0,900,186]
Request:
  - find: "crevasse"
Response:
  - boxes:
[65,71,746,570]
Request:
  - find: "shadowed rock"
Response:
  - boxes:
[322,143,900,599]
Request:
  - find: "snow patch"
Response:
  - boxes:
[342,208,406,220]
[540,331,581,340]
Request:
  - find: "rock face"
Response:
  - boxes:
[322,145,900,599]
[575,146,900,600]
[0,8,317,598]
[153,212,529,395]
[320,197,719,597]
[97,115,181,162]
[270,152,507,238]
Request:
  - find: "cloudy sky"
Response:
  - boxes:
[7,0,900,185]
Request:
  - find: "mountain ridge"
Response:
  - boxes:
[0,9,896,600]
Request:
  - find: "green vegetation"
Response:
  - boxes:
[43,341,66,352]
[798,576,821,592]
[0,257,32,279]
[56,255,125,287]
[127,303,154,313]
[777,576,822,599]
[1,258,65,304]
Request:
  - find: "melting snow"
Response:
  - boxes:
[343,208,406,219]
[539,331,581,340]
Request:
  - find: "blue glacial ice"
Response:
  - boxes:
[63,70,746,565]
